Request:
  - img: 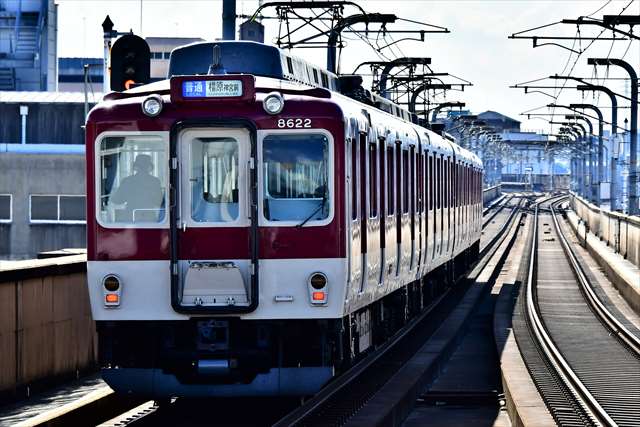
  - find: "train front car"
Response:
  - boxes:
[86,42,347,397]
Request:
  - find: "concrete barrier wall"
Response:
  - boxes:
[0,255,95,398]
[570,193,640,269]
[483,184,501,206]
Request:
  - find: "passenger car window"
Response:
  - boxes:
[98,136,167,225]
[263,134,329,223]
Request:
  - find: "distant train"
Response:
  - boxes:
[86,40,483,398]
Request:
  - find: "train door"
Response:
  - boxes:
[423,149,430,273]
[443,157,450,257]
[399,144,412,278]
[378,137,386,286]
[384,142,397,287]
[409,145,416,271]
[348,135,363,301]
[365,134,381,292]
[173,127,256,312]
[416,144,424,276]
[429,154,435,263]
[359,133,367,294]
[435,155,442,261]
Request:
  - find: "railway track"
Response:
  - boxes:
[271,195,526,427]
[519,196,640,427]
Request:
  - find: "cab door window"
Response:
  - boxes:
[190,137,240,223]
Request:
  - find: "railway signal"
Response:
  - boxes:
[110,34,151,91]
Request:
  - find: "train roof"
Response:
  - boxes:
[102,40,481,169]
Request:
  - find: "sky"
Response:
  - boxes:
[56,0,640,133]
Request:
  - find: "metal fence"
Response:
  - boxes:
[571,192,640,268]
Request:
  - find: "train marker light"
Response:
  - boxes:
[309,273,327,289]
[142,94,163,117]
[263,92,284,115]
[103,274,122,307]
[308,272,328,305]
[105,294,119,304]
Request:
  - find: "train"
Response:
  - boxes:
[85,40,483,398]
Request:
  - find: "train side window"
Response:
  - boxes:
[429,156,433,210]
[286,57,294,74]
[262,134,329,222]
[453,164,460,208]
[98,135,168,225]
[387,145,394,215]
[444,158,449,209]
[402,149,409,214]
[379,139,386,217]
[411,146,418,213]
[321,72,329,88]
[464,166,468,206]
[360,134,367,220]
[417,151,424,213]
[369,142,378,218]
[396,143,402,219]
[438,156,444,209]
[313,69,319,85]
[351,138,357,221]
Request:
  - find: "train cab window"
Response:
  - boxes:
[262,134,329,223]
[97,135,167,225]
[369,143,378,218]
[387,146,394,215]
[190,137,240,223]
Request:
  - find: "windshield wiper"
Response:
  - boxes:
[296,193,326,228]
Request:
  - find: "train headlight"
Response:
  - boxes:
[308,272,328,305]
[141,94,163,117]
[263,92,284,115]
[103,274,122,307]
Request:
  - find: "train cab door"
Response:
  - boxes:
[171,127,257,313]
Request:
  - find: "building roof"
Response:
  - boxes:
[478,110,521,124]
[0,91,103,104]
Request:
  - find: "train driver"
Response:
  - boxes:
[110,154,164,222]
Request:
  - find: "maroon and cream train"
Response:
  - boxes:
[86,41,483,398]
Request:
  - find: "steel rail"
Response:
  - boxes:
[273,196,525,427]
[550,200,640,355]
[525,196,614,427]
[482,194,514,228]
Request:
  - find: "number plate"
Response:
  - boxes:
[182,80,243,98]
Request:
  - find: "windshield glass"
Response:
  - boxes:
[262,134,329,222]
[98,135,167,225]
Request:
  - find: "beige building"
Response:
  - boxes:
[147,37,205,79]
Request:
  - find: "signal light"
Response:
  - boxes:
[110,34,150,92]
[103,274,122,307]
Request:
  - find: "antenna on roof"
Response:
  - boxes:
[208,45,227,75]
